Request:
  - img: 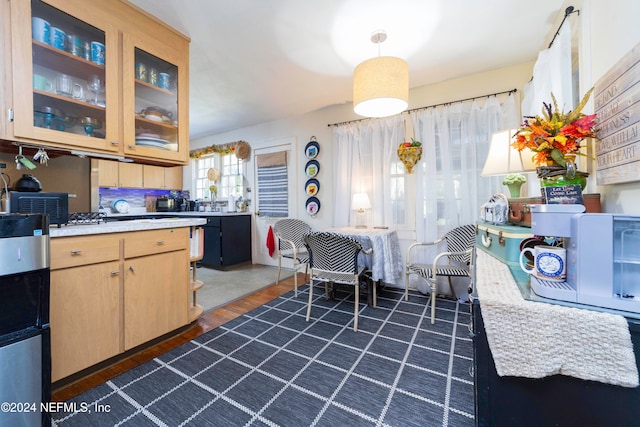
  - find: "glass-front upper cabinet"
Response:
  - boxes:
[11,0,119,152]
[122,33,189,163]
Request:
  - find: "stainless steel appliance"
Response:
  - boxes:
[10,192,68,227]
[155,197,176,212]
[530,205,640,316]
[0,213,51,427]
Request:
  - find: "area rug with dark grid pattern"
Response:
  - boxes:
[52,286,475,426]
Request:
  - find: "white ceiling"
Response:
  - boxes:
[129,0,566,139]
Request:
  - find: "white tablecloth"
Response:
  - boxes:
[329,227,404,286]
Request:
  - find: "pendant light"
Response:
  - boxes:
[353,30,409,118]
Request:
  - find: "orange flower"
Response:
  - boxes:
[511,89,597,167]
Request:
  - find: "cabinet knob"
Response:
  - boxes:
[128,145,136,149]
[110,141,119,146]
[129,266,135,272]
[156,240,165,245]
[110,270,119,276]
[70,249,82,255]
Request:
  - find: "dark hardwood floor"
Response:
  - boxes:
[52,275,298,402]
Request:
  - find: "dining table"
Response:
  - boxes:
[328,227,404,288]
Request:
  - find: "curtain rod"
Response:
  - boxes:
[327,88,517,127]
[548,6,578,48]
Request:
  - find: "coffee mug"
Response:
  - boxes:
[158,72,170,90]
[520,245,567,282]
[33,74,52,92]
[91,41,105,66]
[50,27,66,50]
[55,74,84,99]
[32,17,50,44]
[66,34,83,56]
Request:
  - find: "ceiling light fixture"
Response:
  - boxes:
[353,30,409,118]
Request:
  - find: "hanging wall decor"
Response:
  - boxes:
[305,137,320,159]
[304,136,320,216]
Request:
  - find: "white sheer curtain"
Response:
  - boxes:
[332,115,404,227]
[521,20,573,116]
[409,94,518,294]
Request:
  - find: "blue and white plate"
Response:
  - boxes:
[305,140,320,159]
[305,160,320,178]
[306,197,320,216]
[305,178,320,196]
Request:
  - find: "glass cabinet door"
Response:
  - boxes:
[123,34,189,164]
[12,0,119,152]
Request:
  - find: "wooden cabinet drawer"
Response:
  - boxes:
[124,228,188,259]
[51,235,121,270]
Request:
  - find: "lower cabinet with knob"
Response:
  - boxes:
[50,227,189,383]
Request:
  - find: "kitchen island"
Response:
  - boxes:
[49,217,205,384]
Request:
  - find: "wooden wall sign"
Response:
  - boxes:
[594,42,640,185]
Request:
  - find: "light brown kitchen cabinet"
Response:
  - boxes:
[97,160,180,189]
[96,158,119,187]
[4,0,189,165]
[50,234,121,382]
[124,251,188,349]
[118,162,143,188]
[143,165,164,189]
[123,228,189,350]
[143,165,182,190]
[49,227,190,382]
[164,166,183,190]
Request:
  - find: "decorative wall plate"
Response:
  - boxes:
[305,160,320,178]
[306,196,321,216]
[305,178,320,196]
[305,140,320,159]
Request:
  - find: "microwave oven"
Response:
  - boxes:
[156,197,175,212]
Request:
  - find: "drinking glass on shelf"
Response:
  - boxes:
[87,74,105,106]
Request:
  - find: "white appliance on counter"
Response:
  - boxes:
[530,205,640,315]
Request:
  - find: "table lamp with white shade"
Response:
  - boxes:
[481,128,536,198]
[352,192,372,228]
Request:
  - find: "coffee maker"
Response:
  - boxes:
[530,205,640,315]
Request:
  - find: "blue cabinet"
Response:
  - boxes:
[201,215,251,269]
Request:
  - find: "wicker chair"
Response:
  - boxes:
[303,232,372,332]
[405,224,476,324]
[273,218,312,297]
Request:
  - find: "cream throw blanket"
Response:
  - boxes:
[476,250,639,387]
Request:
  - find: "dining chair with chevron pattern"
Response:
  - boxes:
[405,224,476,324]
[303,231,373,332]
[274,218,312,297]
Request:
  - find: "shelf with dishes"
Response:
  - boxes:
[134,128,178,151]
[33,40,105,78]
[33,92,105,138]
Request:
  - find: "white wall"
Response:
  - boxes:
[586,0,640,213]
[187,62,534,266]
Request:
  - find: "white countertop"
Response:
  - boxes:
[50,217,206,238]
[105,211,250,218]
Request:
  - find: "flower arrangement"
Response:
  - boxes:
[397,138,422,173]
[511,88,597,167]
